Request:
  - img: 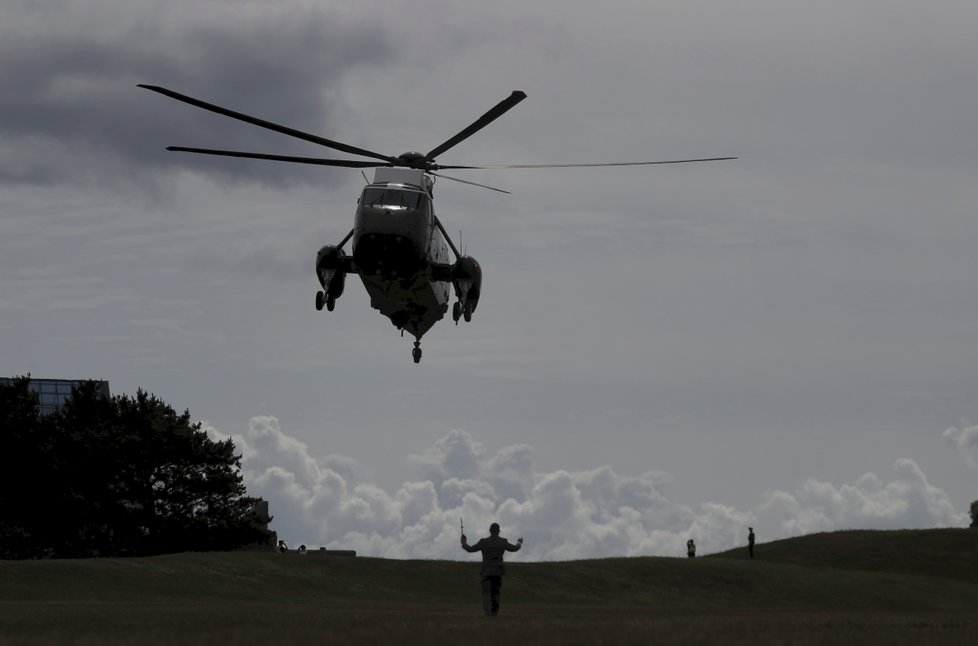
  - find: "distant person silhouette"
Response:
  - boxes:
[461,522,523,616]
[748,527,755,559]
[687,539,696,558]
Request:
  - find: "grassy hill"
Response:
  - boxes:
[710,528,978,584]
[1,529,976,645]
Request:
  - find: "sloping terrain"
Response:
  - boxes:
[710,528,978,583]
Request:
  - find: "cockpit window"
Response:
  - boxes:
[362,188,426,210]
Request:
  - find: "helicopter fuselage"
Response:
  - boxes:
[351,169,452,339]
[315,168,481,361]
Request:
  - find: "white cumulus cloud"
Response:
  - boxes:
[207,418,969,560]
[943,424,978,469]
[755,459,966,537]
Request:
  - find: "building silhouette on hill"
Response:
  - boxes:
[1,377,110,416]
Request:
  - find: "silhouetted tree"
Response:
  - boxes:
[970,500,978,529]
[0,377,271,559]
[0,376,48,558]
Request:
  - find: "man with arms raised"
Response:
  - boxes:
[461,522,523,616]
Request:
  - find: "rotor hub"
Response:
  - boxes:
[398,151,430,169]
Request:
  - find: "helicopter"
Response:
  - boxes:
[139,84,735,363]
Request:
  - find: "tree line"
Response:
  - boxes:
[1,377,272,559]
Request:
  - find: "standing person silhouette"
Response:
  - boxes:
[461,522,523,616]
[748,527,755,559]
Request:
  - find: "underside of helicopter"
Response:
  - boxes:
[314,168,476,363]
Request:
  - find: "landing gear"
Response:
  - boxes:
[412,341,422,364]
[315,291,336,312]
[453,301,472,324]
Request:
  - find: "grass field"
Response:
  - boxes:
[1,529,976,645]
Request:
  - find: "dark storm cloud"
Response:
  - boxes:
[0,3,396,189]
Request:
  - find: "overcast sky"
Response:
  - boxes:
[3,0,977,558]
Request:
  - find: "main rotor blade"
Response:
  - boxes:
[430,172,511,194]
[436,157,738,170]
[425,91,527,161]
[165,146,388,168]
[138,84,399,165]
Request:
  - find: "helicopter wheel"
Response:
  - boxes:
[463,303,472,323]
[412,341,422,364]
[315,291,326,311]
[453,302,461,325]
[326,294,336,312]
